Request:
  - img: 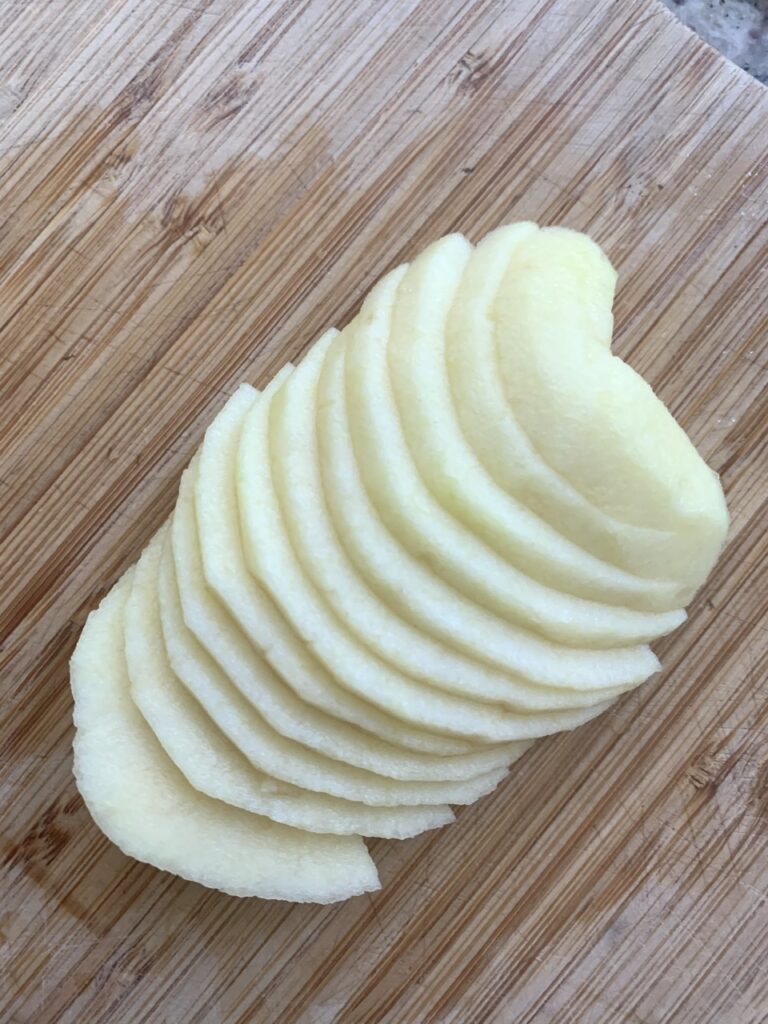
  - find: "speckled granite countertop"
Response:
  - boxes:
[663,0,768,81]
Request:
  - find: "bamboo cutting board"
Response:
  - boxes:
[1,1,766,1021]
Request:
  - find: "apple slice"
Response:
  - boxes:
[70,570,380,902]
[318,339,640,708]
[386,229,688,621]
[344,246,684,649]
[446,224,726,594]
[328,272,659,690]
[195,371,476,758]
[271,327,628,712]
[492,226,728,588]
[238,364,615,741]
[172,461,521,791]
[445,223,686,588]
[127,529,454,837]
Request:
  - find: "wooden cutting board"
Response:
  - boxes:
[1,1,766,1021]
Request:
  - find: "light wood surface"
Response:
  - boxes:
[1,2,766,1021]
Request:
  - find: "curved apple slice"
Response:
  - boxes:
[344,248,684,649]
[387,228,687,619]
[195,374,475,759]
[272,328,627,712]
[446,225,680,584]
[70,570,379,902]
[336,272,660,686]
[238,370,615,741]
[174,458,522,785]
[130,528,457,836]
[446,224,724,595]
[163,531,510,806]
[493,226,728,588]
[318,339,642,706]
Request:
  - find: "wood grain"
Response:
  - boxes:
[1,1,766,1021]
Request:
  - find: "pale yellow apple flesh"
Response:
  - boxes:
[239,374,619,742]
[343,254,685,648]
[493,226,727,588]
[71,571,380,902]
[446,225,726,593]
[70,221,728,902]
[194,373,477,757]
[128,528,456,836]
[386,230,689,621]
[339,272,663,688]
[317,339,642,704]
[272,327,629,714]
[163,521,512,806]
[445,223,676,579]
[171,463,519,791]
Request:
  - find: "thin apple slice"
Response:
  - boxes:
[318,339,639,708]
[445,223,686,589]
[127,529,454,837]
[195,371,476,759]
[172,461,522,791]
[492,226,728,589]
[238,368,616,741]
[446,224,725,594]
[70,570,380,902]
[335,272,663,688]
[272,328,628,712]
[386,229,688,621]
[344,246,684,649]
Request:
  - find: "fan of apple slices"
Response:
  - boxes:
[70,223,728,903]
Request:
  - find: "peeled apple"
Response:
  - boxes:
[70,223,728,901]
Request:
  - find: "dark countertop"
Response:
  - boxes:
[663,0,768,81]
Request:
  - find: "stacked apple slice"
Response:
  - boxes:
[70,223,728,903]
